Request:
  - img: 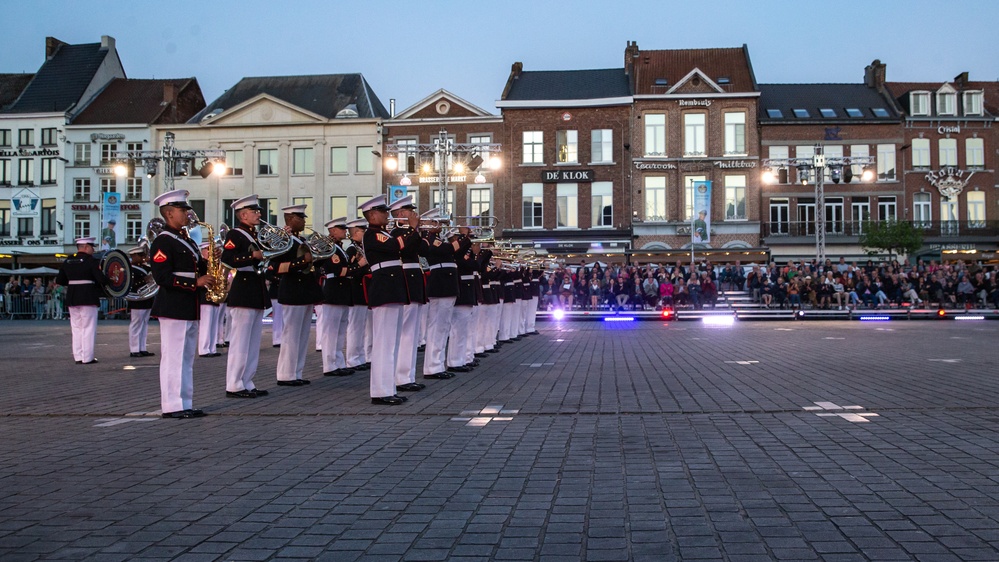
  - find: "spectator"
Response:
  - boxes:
[642,273,660,309]
[588,276,602,310]
[30,278,47,320]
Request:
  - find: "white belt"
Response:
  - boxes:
[490,281,500,286]
[428,263,457,270]
[460,275,476,281]
[236,266,255,272]
[325,273,342,279]
[402,263,423,270]
[370,260,402,272]
[514,280,523,284]
[68,280,94,285]
[176,272,196,278]
[504,282,514,286]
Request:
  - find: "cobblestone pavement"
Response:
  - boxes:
[1,318,998,561]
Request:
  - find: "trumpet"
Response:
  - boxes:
[389,217,450,230]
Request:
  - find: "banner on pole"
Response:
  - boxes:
[101,192,121,250]
[692,180,711,244]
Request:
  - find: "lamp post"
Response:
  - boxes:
[111,131,227,192]
[763,146,875,263]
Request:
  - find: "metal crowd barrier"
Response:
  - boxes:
[1,294,129,320]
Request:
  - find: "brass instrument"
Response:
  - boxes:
[256,219,294,274]
[305,230,337,260]
[186,210,228,303]
[124,218,164,301]
[389,217,450,230]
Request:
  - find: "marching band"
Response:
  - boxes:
[58,191,542,418]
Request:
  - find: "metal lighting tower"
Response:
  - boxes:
[111,131,227,192]
[763,146,876,263]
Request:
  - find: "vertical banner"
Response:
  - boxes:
[692,180,711,244]
[388,185,407,205]
[101,192,120,251]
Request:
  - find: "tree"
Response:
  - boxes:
[859,220,924,260]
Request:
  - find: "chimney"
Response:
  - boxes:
[511,62,523,79]
[101,35,115,51]
[45,37,67,60]
[954,71,969,89]
[389,98,395,118]
[625,41,639,76]
[864,59,886,89]
[163,82,177,105]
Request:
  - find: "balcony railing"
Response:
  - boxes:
[763,220,999,239]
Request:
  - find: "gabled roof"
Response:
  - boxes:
[0,74,34,111]
[189,74,389,123]
[72,78,205,125]
[631,46,758,95]
[395,89,496,119]
[5,42,111,114]
[886,81,999,116]
[759,84,899,123]
[501,68,631,102]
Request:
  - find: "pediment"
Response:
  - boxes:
[667,68,725,95]
[203,94,326,125]
[395,89,495,120]
[936,83,957,95]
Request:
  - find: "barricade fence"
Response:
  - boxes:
[1,293,130,320]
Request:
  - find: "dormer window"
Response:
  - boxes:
[963,91,983,116]
[910,92,930,116]
[937,91,956,116]
[819,108,836,118]
[792,109,810,118]
[871,108,890,118]
[717,77,730,85]
[766,109,783,119]
[845,108,863,118]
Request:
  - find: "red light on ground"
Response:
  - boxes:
[937,309,946,317]
[662,309,673,319]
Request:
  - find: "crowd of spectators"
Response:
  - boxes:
[537,257,999,312]
[2,276,64,319]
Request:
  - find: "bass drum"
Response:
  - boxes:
[99,249,133,299]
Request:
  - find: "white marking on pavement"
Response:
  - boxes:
[724,360,759,365]
[928,359,962,363]
[454,404,518,427]
[520,362,554,368]
[94,418,158,427]
[775,328,794,331]
[803,401,877,422]
[823,337,845,340]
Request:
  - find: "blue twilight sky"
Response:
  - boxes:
[3,0,998,115]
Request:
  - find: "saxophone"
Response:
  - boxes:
[186,210,229,303]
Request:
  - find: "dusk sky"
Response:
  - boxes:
[4,0,998,114]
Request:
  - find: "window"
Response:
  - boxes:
[40,199,56,235]
[556,184,577,228]
[938,138,957,167]
[0,129,10,147]
[356,146,373,173]
[766,109,783,119]
[225,150,243,176]
[100,143,116,164]
[876,144,895,181]
[0,202,9,236]
[644,176,666,221]
[292,147,314,174]
[910,92,930,116]
[683,175,706,220]
[591,129,613,163]
[967,191,985,228]
[826,198,844,234]
[878,196,897,222]
[73,214,91,240]
[405,186,419,211]
[469,187,492,218]
[769,198,789,235]
[724,175,746,220]
[871,108,890,118]
[792,109,810,118]
[259,198,278,225]
[100,178,115,194]
[644,114,666,157]
[845,108,863,118]
[852,197,870,233]
[0,159,10,185]
[964,91,983,115]
[330,147,348,174]
[40,158,56,185]
[912,138,930,168]
[966,138,984,169]
[797,199,816,235]
[222,199,236,227]
[41,128,57,146]
[74,143,91,166]
[683,113,705,156]
[556,130,578,163]
[522,183,543,228]
[258,149,277,175]
[126,178,142,200]
[189,200,206,226]
[850,145,869,182]
[913,192,931,228]
[937,92,956,115]
[125,213,142,242]
[724,112,746,155]
[431,189,454,216]
[396,139,418,174]
[18,129,34,147]
[126,142,143,152]
[17,217,33,238]
[74,179,91,201]
[18,159,33,185]
[330,196,347,221]
[768,146,788,183]
[292,197,313,231]
[355,196,372,218]
[523,131,543,164]
[819,108,836,118]
[940,196,959,235]
[590,182,613,227]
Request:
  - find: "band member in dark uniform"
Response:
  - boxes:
[473,244,495,356]
[270,204,322,386]
[56,237,108,364]
[149,190,215,419]
[388,196,427,393]
[220,194,270,398]
[448,227,477,372]
[315,216,354,377]
[360,194,418,405]
[344,218,370,371]
[422,216,467,379]
[126,246,154,358]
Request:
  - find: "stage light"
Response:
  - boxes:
[702,316,735,326]
[937,309,947,317]
[385,157,398,171]
[604,317,635,322]
[762,168,775,184]
[859,315,891,321]
[954,315,985,321]
[145,161,157,178]
[552,309,565,321]
[861,166,875,182]
[830,166,842,184]
[467,154,484,171]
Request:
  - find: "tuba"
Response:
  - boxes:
[186,210,229,303]
[124,218,164,301]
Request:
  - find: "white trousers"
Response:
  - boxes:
[473,305,486,355]
[447,306,473,368]
[69,305,98,362]
[528,296,539,332]
[198,304,221,355]
[128,308,151,353]
[395,303,420,385]
[365,308,373,360]
[277,304,312,381]
[488,303,502,349]
[418,302,430,346]
[159,318,197,413]
[320,304,348,372]
[314,305,325,351]
[423,296,455,374]
[225,307,264,392]
[371,304,403,398]
[519,297,530,335]
[499,301,517,341]
[217,304,230,344]
[270,299,283,346]
[346,306,368,367]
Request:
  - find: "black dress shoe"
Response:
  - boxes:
[423,372,452,379]
[276,380,306,387]
[300,379,311,385]
[139,351,155,357]
[529,330,540,335]
[75,360,83,364]
[222,342,229,347]
[371,396,403,405]
[83,359,99,364]
[199,354,215,358]
[324,369,354,377]
[485,348,500,354]
[396,383,424,392]
[470,359,480,367]
[162,410,195,419]
[187,409,206,417]
[417,345,426,352]
[251,389,268,396]
[226,390,256,398]
[272,344,281,348]
[130,352,142,358]
[395,394,409,402]
[449,365,471,372]
[474,352,487,358]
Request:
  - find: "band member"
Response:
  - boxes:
[344,218,371,371]
[527,267,541,335]
[126,246,155,358]
[360,194,418,405]
[271,204,322,386]
[197,241,223,358]
[266,269,282,347]
[220,195,270,398]
[422,212,465,379]
[149,190,215,419]
[315,216,354,377]
[56,237,108,364]
[473,244,495,356]
[388,196,427,394]
[498,263,518,343]
[448,227,477,372]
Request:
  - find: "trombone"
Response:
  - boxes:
[388,217,451,230]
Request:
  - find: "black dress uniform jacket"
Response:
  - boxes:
[362,226,412,307]
[56,252,108,307]
[392,226,428,304]
[316,243,352,306]
[127,264,153,310]
[455,243,478,307]
[502,270,517,303]
[220,225,268,309]
[149,226,205,321]
[270,236,322,306]
[345,245,368,306]
[425,233,466,298]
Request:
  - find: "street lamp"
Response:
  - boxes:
[762,145,876,263]
[111,131,227,192]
